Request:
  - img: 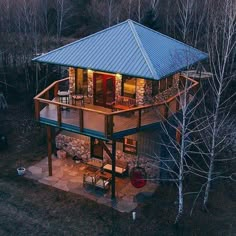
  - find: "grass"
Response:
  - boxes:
[0,102,235,235]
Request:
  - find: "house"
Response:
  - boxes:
[32,20,207,199]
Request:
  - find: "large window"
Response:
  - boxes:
[122,76,136,98]
[123,138,137,155]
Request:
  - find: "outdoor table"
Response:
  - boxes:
[72,94,84,106]
[58,90,69,104]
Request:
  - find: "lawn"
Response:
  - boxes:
[0,101,235,235]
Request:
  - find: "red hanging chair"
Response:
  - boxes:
[130,166,147,188]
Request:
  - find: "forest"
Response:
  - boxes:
[0,0,235,233]
[0,0,235,99]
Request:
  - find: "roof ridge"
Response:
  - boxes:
[127,20,159,80]
[131,20,208,56]
[33,20,130,61]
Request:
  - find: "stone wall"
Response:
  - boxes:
[144,79,153,104]
[87,70,94,104]
[68,67,75,97]
[136,78,145,106]
[115,74,122,97]
[56,133,91,162]
[55,132,159,182]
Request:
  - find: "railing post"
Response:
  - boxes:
[107,115,113,138]
[164,104,169,119]
[108,115,114,137]
[46,126,53,176]
[54,83,59,97]
[45,90,49,100]
[34,99,40,120]
[79,109,84,132]
[57,105,61,126]
[105,115,108,138]
[137,109,142,129]
[111,140,116,200]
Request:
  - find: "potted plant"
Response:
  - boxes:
[17,166,26,176]
[16,159,26,176]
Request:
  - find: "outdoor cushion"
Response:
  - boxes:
[103,164,126,174]
[95,179,109,189]
[84,176,95,184]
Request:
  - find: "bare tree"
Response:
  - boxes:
[149,70,207,223]
[200,0,236,209]
[175,0,195,42]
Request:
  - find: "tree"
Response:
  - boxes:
[200,0,236,209]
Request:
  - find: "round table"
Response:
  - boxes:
[72,94,84,106]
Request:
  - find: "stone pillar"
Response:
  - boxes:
[68,67,75,97]
[87,70,94,104]
[144,79,152,104]
[173,73,180,88]
[115,74,122,98]
[136,78,145,106]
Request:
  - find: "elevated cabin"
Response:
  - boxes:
[33,20,207,199]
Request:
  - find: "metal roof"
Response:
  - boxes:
[32,20,208,80]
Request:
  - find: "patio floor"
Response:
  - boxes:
[25,155,158,213]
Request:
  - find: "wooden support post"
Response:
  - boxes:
[57,105,61,126]
[111,140,116,200]
[79,109,84,132]
[137,109,141,129]
[34,99,40,120]
[47,126,52,176]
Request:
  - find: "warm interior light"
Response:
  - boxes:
[87,69,93,73]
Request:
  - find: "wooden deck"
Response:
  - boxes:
[40,99,164,139]
[35,76,198,139]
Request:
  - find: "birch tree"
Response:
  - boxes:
[200,0,236,209]
[152,72,207,223]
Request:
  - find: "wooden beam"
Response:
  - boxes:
[111,140,116,200]
[46,126,52,176]
[99,140,112,159]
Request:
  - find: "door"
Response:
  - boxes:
[91,138,103,160]
[94,73,115,107]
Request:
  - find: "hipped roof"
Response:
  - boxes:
[33,20,208,80]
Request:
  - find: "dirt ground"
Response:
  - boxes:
[0,101,236,236]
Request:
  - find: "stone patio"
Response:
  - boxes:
[25,155,158,213]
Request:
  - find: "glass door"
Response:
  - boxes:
[94,74,104,106]
[94,73,115,107]
[105,77,115,106]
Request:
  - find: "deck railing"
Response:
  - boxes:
[34,75,198,139]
